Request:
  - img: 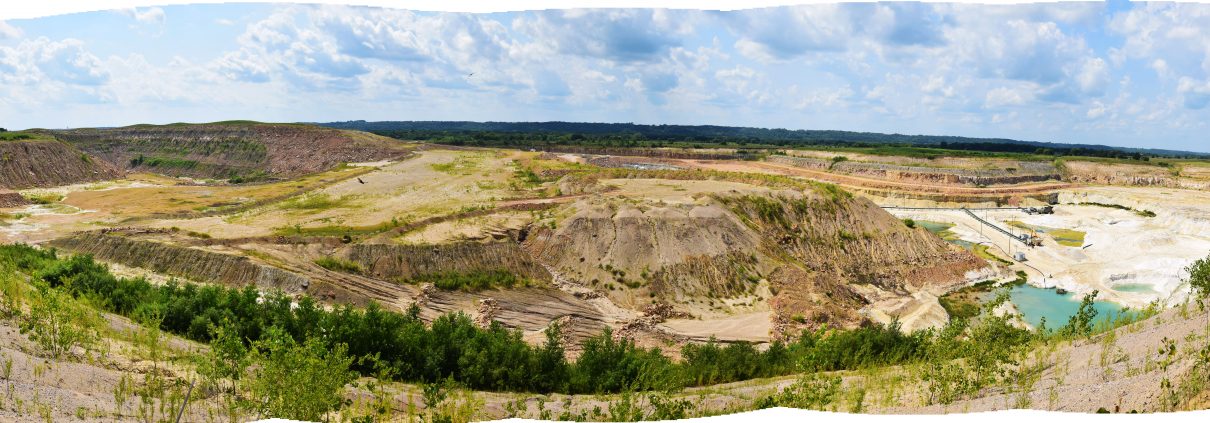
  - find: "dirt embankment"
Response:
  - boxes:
[522,187,987,336]
[523,201,766,304]
[47,232,310,293]
[345,242,552,283]
[767,155,1061,187]
[0,140,123,189]
[533,146,745,160]
[718,192,988,334]
[52,123,411,180]
[0,190,30,207]
[1062,160,1201,189]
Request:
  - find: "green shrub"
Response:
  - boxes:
[410,270,531,292]
[314,256,362,274]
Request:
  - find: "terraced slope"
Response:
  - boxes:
[52,122,412,180]
[524,185,989,335]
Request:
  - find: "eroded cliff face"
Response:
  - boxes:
[47,233,310,292]
[53,123,410,180]
[522,201,768,303]
[719,192,983,293]
[0,140,123,189]
[345,242,552,282]
[522,188,988,334]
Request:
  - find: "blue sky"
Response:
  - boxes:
[1,1,1209,152]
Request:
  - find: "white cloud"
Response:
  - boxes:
[1177,77,1210,110]
[0,20,21,39]
[1086,101,1107,119]
[515,9,691,62]
[725,5,854,61]
[985,86,1029,108]
[121,7,165,25]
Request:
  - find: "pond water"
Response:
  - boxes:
[916,220,954,234]
[916,220,978,251]
[1112,283,1156,294]
[987,284,1130,329]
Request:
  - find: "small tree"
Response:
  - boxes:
[19,286,99,358]
[1060,290,1100,338]
[1186,255,1210,301]
[244,326,355,422]
[197,319,249,394]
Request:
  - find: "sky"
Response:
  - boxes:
[1,1,1209,152]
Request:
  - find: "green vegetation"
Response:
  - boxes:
[972,244,1012,264]
[0,243,1168,418]
[243,326,357,421]
[129,154,200,170]
[277,193,350,211]
[407,270,533,292]
[1076,202,1157,218]
[902,218,916,229]
[327,121,1208,161]
[314,256,363,274]
[1006,220,1086,247]
[1187,253,1210,300]
[430,156,482,174]
[0,244,1063,398]
[0,131,38,141]
[938,273,1026,320]
[21,192,64,205]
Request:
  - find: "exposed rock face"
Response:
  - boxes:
[53,123,410,180]
[718,191,987,334]
[346,242,552,282]
[47,233,310,292]
[1062,161,1184,188]
[0,140,123,189]
[523,201,765,301]
[524,188,987,336]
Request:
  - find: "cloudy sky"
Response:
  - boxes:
[1,1,1209,152]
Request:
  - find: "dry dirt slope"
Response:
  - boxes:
[50,122,412,180]
[523,186,989,336]
[0,137,123,189]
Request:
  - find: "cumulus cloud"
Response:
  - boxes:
[725,5,854,61]
[516,9,688,62]
[0,38,109,86]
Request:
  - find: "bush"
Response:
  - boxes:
[245,326,356,421]
[20,285,100,358]
[314,256,362,274]
[410,270,531,292]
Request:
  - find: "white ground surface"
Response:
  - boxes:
[888,186,1210,309]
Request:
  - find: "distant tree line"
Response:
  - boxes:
[319,120,1208,159]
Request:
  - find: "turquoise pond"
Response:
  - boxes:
[1112,283,1156,294]
[985,284,1131,329]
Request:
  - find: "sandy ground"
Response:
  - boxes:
[196,149,520,238]
[888,186,1210,309]
[660,311,774,343]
